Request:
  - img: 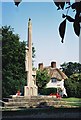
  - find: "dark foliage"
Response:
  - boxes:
[2,26,27,97]
[64,77,81,98]
[60,62,81,77]
[54,1,81,43]
[59,19,66,43]
[40,88,57,95]
[14,0,22,7]
[2,26,36,98]
[36,69,50,93]
[73,20,80,36]
[61,62,81,98]
[54,2,65,10]
[15,2,20,7]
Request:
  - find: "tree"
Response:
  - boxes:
[36,69,50,93]
[53,1,81,43]
[60,62,81,77]
[61,62,81,97]
[2,26,35,98]
[64,74,81,97]
[2,26,27,97]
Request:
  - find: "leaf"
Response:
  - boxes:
[66,15,74,22]
[71,2,78,9]
[54,2,61,10]
[73,20,80,37]
[62,15,75,22]
[59,19,66,43]
[60,2,65,10]
[62,14,66,18]
[54,2,60,7]
[14,0,22,7]
[53,1,65,10]
[14,2,20,7]
[71,2,81,14]
[66,2,70,5]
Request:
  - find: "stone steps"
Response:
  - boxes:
[3,96,68,109]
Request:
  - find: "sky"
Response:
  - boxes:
[1,1,79,68]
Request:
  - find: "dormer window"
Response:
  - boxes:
[51,78,57,83]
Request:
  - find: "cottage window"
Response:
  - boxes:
[51,78,57,83]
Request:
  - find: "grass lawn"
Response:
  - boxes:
[61,97,81,107]
[62,97,81,102]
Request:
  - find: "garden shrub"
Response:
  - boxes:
[64,78,81,98]
[40,88,57,95]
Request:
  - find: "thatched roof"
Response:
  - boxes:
[44,67,68,80]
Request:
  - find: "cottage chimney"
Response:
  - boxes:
[38,63,43,70]
[51,62,56,68]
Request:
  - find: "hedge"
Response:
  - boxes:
[39,88,57,95]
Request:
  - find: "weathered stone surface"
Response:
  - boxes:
[24,19,38,96]
[3,96,80,110]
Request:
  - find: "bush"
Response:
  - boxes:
[64,77,81,98]
[76,84,81,98]
[40,88,57,95]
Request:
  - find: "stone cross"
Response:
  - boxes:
[24,18,38,96]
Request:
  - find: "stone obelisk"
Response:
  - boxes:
[27,18,32,88]
[24,18,38,96]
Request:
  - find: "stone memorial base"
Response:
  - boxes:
[2,95,57,109]
[24,86,38,96]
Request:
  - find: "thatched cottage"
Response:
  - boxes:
[38,61,68,97]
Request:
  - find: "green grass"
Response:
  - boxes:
[61,97,81,107]
[62,97,81,102]
[67,103,81,107]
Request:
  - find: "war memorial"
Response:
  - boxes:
[1,19,81,119]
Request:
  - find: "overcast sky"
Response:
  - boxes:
[1,1,79,68]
